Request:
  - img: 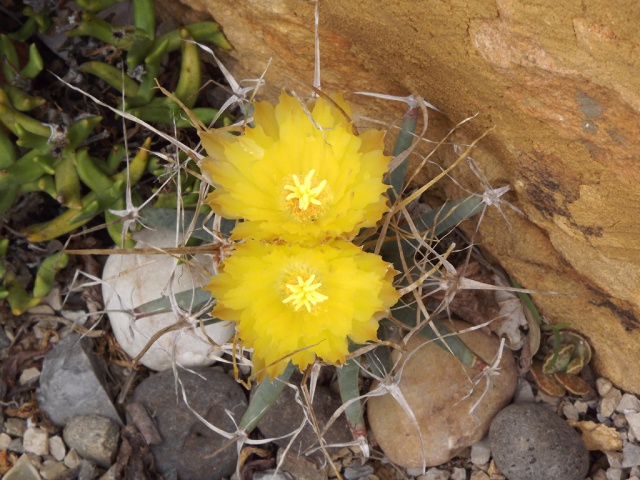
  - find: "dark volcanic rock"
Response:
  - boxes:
[128,367,248,480]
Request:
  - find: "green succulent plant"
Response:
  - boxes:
[0,237,68,315]
[0,0,231,246]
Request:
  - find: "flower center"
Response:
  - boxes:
[282,273,328,313]
[282,170,330,222]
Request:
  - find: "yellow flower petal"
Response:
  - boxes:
[206,240,400,381]
[199,91,391,243]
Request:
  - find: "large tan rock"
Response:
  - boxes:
[163,0,640,393]
[367,320,517,468]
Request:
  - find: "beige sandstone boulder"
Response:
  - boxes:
[367,320,517,468]
[159,0,640,393]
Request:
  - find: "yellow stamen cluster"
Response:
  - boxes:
[282,273,329,312]
[284,170,327,211]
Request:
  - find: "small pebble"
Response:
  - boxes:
[513,379,535,404]
[63,415,119,468]
[626,412,640,439]
[5,418,26,436]
[470,438,491,466]
[49,436,66,462]
[344,466,374,479]
[23,427,48,456]
[470,471,490,480]
[631,466,640,477]
[563,403,580,421]
[418,467,450,480]
[8,437,25,453]
[0,432,11,449]
[596,378,613,397]
[40,461,68,480]
[100,464,118,480]
[592,469,607,480]
[616,393,640,414]
[19,367,40,386]
[606,469,624,480]
[574,400,589,415]
[606,452,623,469]
[612,413,628,429]
[450,467,466,480]
[623,442,640,468]
[600,389,622,418]
[64,449,81,469]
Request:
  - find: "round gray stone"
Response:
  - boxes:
[128,367,248,480]
[489,402,589,480]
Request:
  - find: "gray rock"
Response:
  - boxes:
[128,367,248,480]
[37,334,122,427]
[63,415,120,468]
[489,403,589,480]
[256,380,351,458]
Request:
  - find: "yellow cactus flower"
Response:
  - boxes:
[199,91,391,243]
[206,240,399,381]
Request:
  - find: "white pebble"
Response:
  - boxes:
[606,468,624,480]
[64,449,81,469]
[470,438,491,466]
[513,378,535,404]
[623,443,640,468]
[49,436,66,462]
[574,400,589,415]
[626,412,640,439]
[0,432,11,450]
[563,403,580,421]
[600,389,622,418]
[18,367,40,386]
[23,427,49,456]
[596,378,613,397]
[617,393,640,414]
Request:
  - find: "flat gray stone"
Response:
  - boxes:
[37,334,122,427]
[489,403,589,480]
[128,367,248,480]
